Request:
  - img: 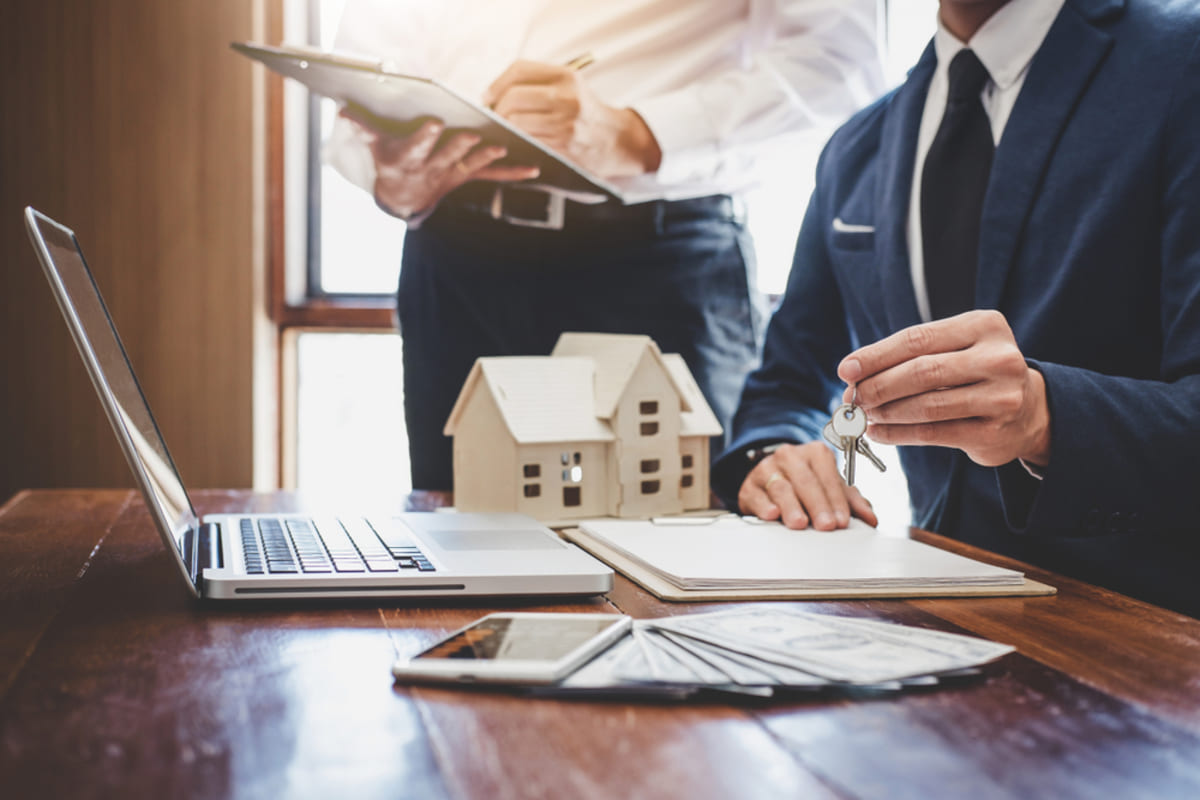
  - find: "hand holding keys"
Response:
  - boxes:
[822,389,886,486]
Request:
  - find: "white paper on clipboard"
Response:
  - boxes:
[232,41,626,202]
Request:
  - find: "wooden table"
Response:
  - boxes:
[3,489,1200,799]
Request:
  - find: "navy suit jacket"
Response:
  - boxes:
[713,0,1200,616]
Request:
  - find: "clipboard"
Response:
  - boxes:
[561,523,1057,603]
[232,42,627,202]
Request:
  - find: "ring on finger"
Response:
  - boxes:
[764,471,784,488]
[454,160,470,174]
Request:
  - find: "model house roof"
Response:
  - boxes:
[551,332,694,419]
[661,354,723,437]
[443,356,615,444]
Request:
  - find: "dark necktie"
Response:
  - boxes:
[921,49,994,320]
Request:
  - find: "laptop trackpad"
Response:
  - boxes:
[423,529,566,552]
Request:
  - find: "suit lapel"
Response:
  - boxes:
[876,44,936,333]
[975,2,1116,311]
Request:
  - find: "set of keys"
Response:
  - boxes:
[822,390,886,486]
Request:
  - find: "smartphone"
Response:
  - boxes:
[392,612,632,685]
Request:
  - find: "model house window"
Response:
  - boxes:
[641,480,661,495]
[640,422,659,437]
[563,486,581,507]
[560,452,570,465]
[523,464,540,478]
[524,484,541,498]
[639,400,658,415]
[640,459,660,474]
[681,454,693,469]
[681,475,694,488]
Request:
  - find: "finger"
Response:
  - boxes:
[483,60,571,106]
[866,419,981,451]
[785,453,845,530]
[853,349,986,412]
[425,132,483,173]
[737,463,784,521]
[373,119,443,167]
[474,164,541,182]
[763,468,809,529]
[866,383,985,425]
[493,85,574,119]
[809,446,852,528]
[838,312,985,388]
[453,147,539,183]
[846,486,879,527]
[500,112,573,141]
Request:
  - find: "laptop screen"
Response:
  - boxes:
[25,209,198,557]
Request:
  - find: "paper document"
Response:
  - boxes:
[232,42,626,202]
[573,516,1025,591]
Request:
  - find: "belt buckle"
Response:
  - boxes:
[489,186,566,230]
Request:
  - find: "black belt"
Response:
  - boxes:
[434,183,738,233]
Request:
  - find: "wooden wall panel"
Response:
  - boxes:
[0,0,266,502]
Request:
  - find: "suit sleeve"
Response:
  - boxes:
[711,148,854,509]
[997,37,1200,537]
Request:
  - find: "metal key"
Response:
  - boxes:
[822,419,854,481]
[855,437,887,474]
[830,403,867,485]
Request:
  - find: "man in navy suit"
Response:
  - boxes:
[712,0,1200,616]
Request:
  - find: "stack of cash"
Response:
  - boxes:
[541,607,1014,698]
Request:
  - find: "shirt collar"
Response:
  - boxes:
[933,0,1065,91]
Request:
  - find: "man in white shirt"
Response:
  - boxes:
[324,0,884,491]
[717,0,1200,616]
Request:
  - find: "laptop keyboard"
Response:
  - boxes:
[238,517,435,575]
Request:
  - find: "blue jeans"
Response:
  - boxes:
[396,194,766,491]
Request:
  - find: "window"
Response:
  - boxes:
[639,401,658,415]
[640,459,660,474]
[640,480,661,495]
[563,486,581,507]
[640,422,659,437]
[524,484,540,498]
[523,464,540,478]
[681,475,694,489]
[681,454,693,469]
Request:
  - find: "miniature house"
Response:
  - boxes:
[443,333,722,523]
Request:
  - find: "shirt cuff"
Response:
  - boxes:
[630,88,720,185]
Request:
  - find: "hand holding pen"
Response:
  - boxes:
[482,52,662,178]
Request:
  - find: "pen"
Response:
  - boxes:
[563,51,595,71]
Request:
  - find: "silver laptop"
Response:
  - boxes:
[24,207,613,600]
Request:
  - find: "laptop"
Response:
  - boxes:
[23,207,613,601]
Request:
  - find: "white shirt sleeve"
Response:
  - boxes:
[633,0,885,185]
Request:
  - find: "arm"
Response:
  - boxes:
[323,0,539,220]
[836,37,1200,536]
[712,154,874,529]
[481,0,884,182]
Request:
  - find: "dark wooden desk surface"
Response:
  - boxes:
[3,489,1200,799]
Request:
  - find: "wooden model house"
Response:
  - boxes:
[443,333,722,523]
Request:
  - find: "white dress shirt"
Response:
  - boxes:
[906,0,1065,322]
[325,0,885,204]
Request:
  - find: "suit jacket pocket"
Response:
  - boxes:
[830,229,876,252]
